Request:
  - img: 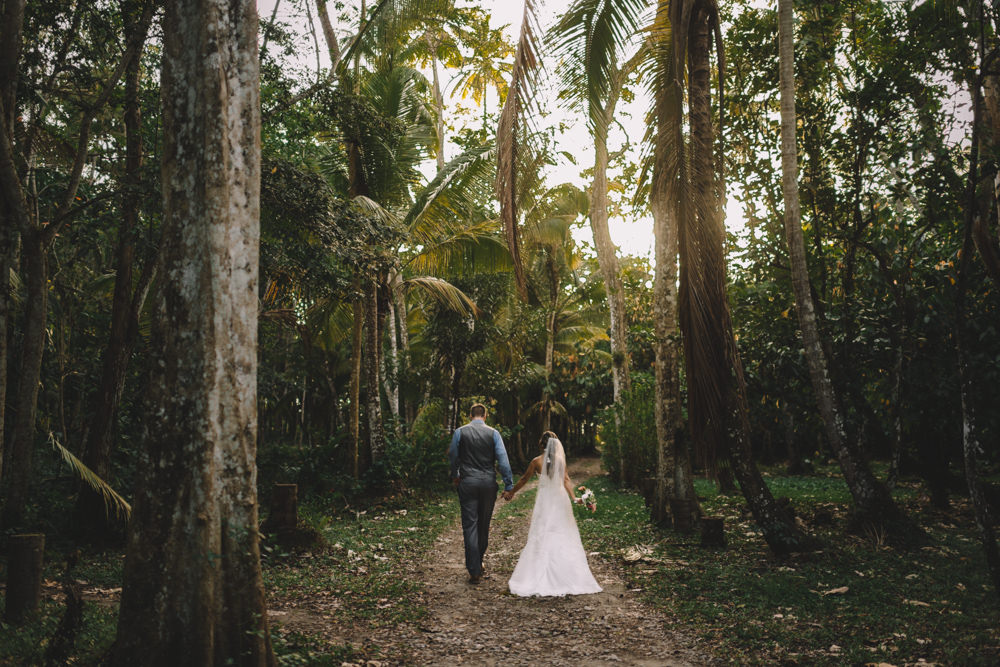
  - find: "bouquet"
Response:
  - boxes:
[577,486,597,512]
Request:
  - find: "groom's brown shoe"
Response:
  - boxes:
[468,573,482,585]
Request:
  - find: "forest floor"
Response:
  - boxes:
[268,457,708,666]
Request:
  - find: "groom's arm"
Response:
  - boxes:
[493,430,514,491]
[448,429,461,483]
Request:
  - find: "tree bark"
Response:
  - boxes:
[114,0,274,663]
[3,533,44,624]
[0,0,25,486]
[778,0,909,535]
[315,0,342,70]
[383,292,401,428]
[363,278,385,463]
[350,295,362,477]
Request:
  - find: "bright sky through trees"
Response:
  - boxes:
[255,0,764,259]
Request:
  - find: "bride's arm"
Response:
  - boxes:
[563,471,579,503]
[508,456,541,496]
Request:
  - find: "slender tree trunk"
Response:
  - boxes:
[778,0,908,535]
[3,230,46,528]
[542,308,556,432]
[0,0,25,484]
[429,41,446,172]
[680,6,807,554]
[350,296,362,477]
[114,1,274,662]
[957,67,1000,595]
[591,93,631,484]
[363,278,385,463]
[77,6,153,532]
[650,2,684,521]
[383,293,400,428]
[315,0,342,70]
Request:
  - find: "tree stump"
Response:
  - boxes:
[4,533,45,624]
[639,477,656,507]
[268,484,298,534]
[700,517,726,548]
[669,498,695,533]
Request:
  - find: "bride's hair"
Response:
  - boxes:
[539,431,559,478]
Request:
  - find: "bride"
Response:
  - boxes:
[505,431,602,597]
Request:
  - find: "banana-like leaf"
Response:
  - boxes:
[49,432,131,522]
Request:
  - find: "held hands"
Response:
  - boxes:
[502,489,514,501]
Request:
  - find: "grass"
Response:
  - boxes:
[576,468,1000,665]
[264,487,456,629]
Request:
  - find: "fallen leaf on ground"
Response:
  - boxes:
[821,586,849,596]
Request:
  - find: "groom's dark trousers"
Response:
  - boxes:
[458,477,498,577]
[448,418,513,578]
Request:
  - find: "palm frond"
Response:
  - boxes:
[496,0,543,301]
[406,219,513,276]
[554,324,608,344]
[404,275,480,317]
[351,194,400,227]
[304,299,356,350]
[404,142,497,235]
[339,0,451,72]
[49,433,131,522]
[548,0,649,132]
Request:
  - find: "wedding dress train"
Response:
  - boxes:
[508,438,602,597]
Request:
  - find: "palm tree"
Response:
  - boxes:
[656,0,813,554]
[549,0,647,483]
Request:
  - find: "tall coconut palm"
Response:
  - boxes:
[662,0,811,554]
[549,0,647,483]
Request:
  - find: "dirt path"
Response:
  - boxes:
[288,457,709,666]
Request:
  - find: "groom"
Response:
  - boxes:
[448,403,514,584]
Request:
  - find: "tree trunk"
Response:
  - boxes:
[0,0,21,484]
[680,5,808,554]
[77,7,153,533]
[383,287,400,428]
[543,309,556,432]
[430,42,446,172]
[350,296,362,477]
[777,0,909,536]
[956,70,1000,595]
[650,122,681,523]
[591,94,631,485]
[113,1,274,663]
[3,230,47,529]
[363,278,385,463]
[315,0,341,70]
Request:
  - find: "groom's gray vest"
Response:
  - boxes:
[456,420,498,482]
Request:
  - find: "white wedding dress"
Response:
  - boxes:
[508,438,602,597]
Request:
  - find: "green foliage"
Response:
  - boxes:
[598,373,658,485]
